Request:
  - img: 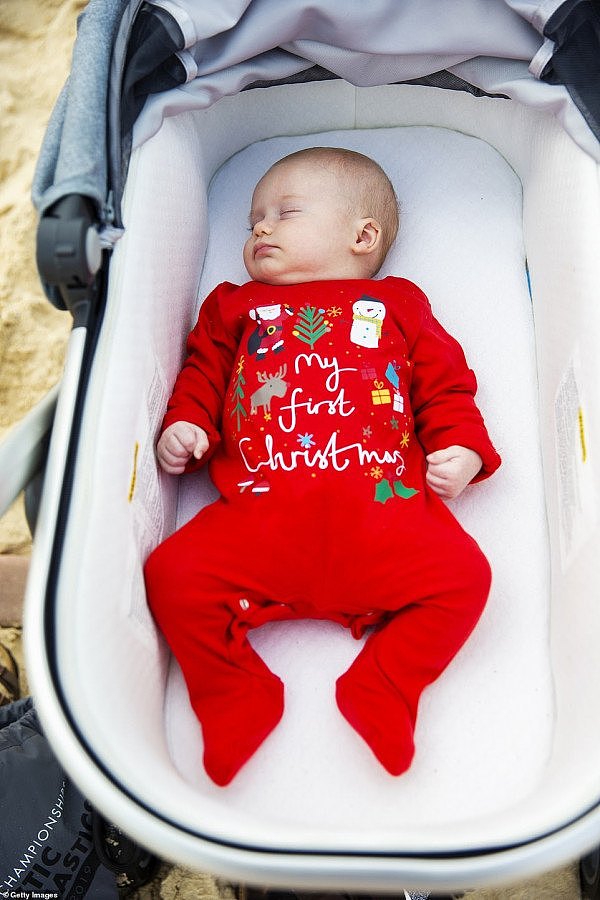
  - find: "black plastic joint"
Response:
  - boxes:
[36,194,103,324]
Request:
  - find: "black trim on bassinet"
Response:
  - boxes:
[543,0,600,141]
[243,65,510,100]
[121,2,186,142]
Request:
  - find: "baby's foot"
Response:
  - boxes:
[200,676,284,786]
[336,669,415,776]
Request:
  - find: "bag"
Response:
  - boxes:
[0,697,159,898]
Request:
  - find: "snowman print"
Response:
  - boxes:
[350,295,386,349]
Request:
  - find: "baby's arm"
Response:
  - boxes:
[157,421,209,475]
[400,282,501,484]
[425,445,482,500]
[158,282,242,474]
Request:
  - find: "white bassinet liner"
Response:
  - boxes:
[44,81,600,870]
[167,127,552,839]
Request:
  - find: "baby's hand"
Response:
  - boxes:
[156,421,209,474]
[425,446,482,500]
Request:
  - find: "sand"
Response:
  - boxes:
[0,0,77,553]
[0,2,583,897]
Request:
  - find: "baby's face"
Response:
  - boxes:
[243,160,360,285]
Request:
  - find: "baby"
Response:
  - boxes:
[144,147,501,786]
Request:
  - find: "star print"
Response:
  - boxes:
[400,431,410,448]
[297,432,315,449]
[362,426,372,439]
[326,306,343,318]
[264,412,272,422]
[370,466,384,480]
[390,417,399,430]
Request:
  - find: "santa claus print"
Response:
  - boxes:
[248,303,294,358]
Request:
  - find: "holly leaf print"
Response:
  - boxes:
[374,479,395,503]
[393,480,418,499]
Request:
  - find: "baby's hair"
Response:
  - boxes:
[271,147,400,273]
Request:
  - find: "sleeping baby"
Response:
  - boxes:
[144,146,501,786]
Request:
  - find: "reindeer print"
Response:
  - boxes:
[250,364,289,415]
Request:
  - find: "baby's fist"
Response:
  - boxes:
[157,421,209,474]
[425,446,482,500]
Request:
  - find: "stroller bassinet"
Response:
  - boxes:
[3,0,600,893]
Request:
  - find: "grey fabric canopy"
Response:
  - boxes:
[33,0,600,230]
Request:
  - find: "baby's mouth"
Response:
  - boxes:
[254,242,275,258]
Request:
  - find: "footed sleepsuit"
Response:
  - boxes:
[144,276,501,786]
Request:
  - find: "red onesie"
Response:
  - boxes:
[144,276,501,786]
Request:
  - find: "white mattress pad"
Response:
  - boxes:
[164,126,552,834]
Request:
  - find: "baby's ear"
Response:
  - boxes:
[352,218,382,256]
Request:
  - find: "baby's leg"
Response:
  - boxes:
[144,500,286,786]
[336,525,491,776]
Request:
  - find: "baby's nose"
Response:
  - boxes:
[253,218,272,236]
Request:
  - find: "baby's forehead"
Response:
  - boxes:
[255,158,343,196]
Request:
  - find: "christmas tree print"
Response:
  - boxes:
[292,306,331,349]
[230,356,248,431]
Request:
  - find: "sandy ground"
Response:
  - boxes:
[0,2,584,897]
[0,0,76,553]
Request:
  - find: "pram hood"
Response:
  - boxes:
[33,0,600,238]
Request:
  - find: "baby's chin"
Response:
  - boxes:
[244,264,304,286]
[244,265,361,285]
[252,275,301,286]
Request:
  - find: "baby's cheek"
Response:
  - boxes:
[242,242,254,273]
